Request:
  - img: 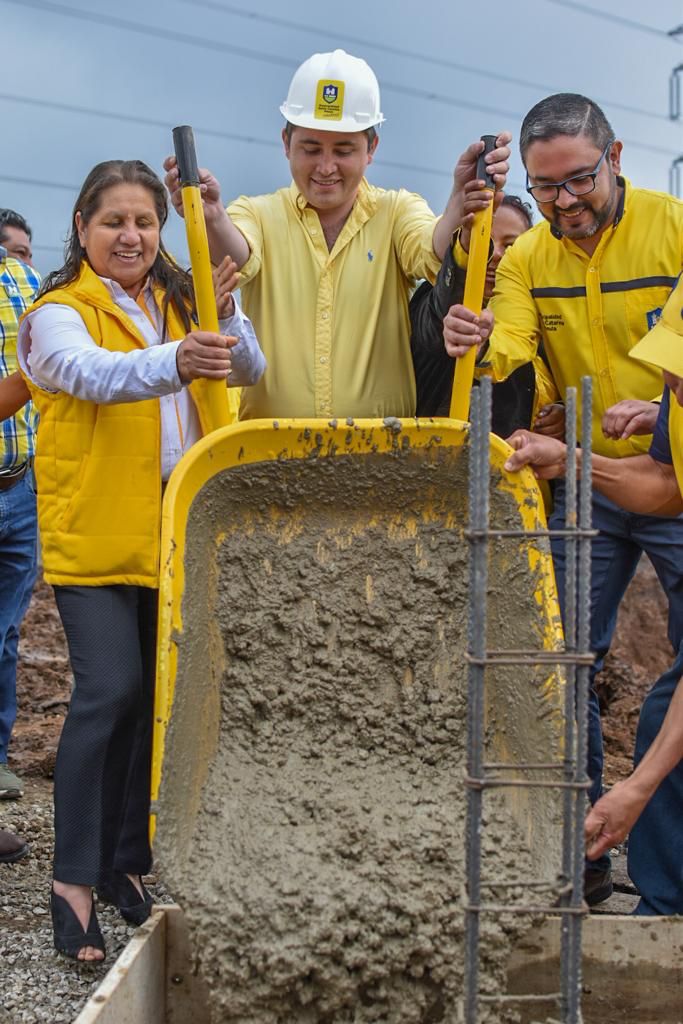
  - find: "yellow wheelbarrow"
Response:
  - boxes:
[149,129,566,1022]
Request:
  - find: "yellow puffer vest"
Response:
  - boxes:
[22,262,212,587]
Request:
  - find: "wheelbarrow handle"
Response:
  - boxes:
[172,125,234,434]
[449,134,497,422]
[476,134,498,191]
[173,125,201,186]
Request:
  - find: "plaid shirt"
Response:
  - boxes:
[0,247,40,470]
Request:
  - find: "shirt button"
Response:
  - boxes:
[320,356,328,364]
[588,267,596,273]
[321,311,329,320]
[600,368,609,377]
[592,318,600,326]
[310,228,317,235]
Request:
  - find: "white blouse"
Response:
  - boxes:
[18,275,266,480]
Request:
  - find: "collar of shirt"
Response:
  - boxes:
[96,274,163,341]
[98,273,152,307]
[288,176,378,220]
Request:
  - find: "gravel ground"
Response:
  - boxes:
[0,778,172,1024]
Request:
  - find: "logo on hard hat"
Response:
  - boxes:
[314,79,345,121]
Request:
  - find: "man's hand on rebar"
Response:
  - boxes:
[504,430,568,478]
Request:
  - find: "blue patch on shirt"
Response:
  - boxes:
[367,250,374,262]
[646,307,663,330]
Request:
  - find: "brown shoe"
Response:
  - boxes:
[0,828,29,863]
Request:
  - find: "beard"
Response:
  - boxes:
[546,177,619,239]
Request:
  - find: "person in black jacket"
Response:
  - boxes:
[410,191,564,439]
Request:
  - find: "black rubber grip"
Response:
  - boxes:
[476,134,498,190]
[173,125,200,186]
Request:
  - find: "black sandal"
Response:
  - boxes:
[50,889,106,961]
[96,873,154,926]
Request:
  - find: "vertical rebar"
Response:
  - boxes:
[566,377,594,1018]
[559,387,579,1022]
[464,377,492,1024]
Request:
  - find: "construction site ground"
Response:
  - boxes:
[0,557,669,1019]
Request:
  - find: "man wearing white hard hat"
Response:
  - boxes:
[165,49,510,421]
[503,275,683,916]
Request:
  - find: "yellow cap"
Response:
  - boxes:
[630,276,683,376]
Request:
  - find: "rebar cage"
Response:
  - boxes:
[462,376,595,1024]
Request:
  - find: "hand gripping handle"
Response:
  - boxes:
[476,134,498,191]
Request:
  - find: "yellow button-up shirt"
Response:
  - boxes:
[484,179,683,458]
[228,178,441,420]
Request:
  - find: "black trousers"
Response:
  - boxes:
[52,585,158,885]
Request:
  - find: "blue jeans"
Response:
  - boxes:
[629,644,683,915]
[0,471,38,764]
[549,482,683,874]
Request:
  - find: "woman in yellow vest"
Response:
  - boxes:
[17,159,265,962]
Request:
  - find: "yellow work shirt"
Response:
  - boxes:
[483,178,683,458]
[228,178,441,420]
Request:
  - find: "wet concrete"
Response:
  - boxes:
[156,445,563,1023]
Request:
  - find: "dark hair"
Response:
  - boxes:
[500,194,533,230]
[39,159,195,333]
[283,120,378,150]
[0,208,32,244]
[519,94,615,163]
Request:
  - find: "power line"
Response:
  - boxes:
[544,0,673,37]
[2,0,674,129]
[182,0,669,122]
[1,88,678,163]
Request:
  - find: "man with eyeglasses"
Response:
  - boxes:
[442,92,683,915]
[504,277,683,916]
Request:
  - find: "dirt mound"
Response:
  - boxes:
[598,558,671,785]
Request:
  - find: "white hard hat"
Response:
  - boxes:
[280,49,385,133]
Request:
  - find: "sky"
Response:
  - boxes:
[1,0,682,275]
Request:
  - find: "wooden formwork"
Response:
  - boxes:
[74,906,210,1024]
[77,908,683,1024]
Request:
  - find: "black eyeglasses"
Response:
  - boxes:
[526,143,612,204]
